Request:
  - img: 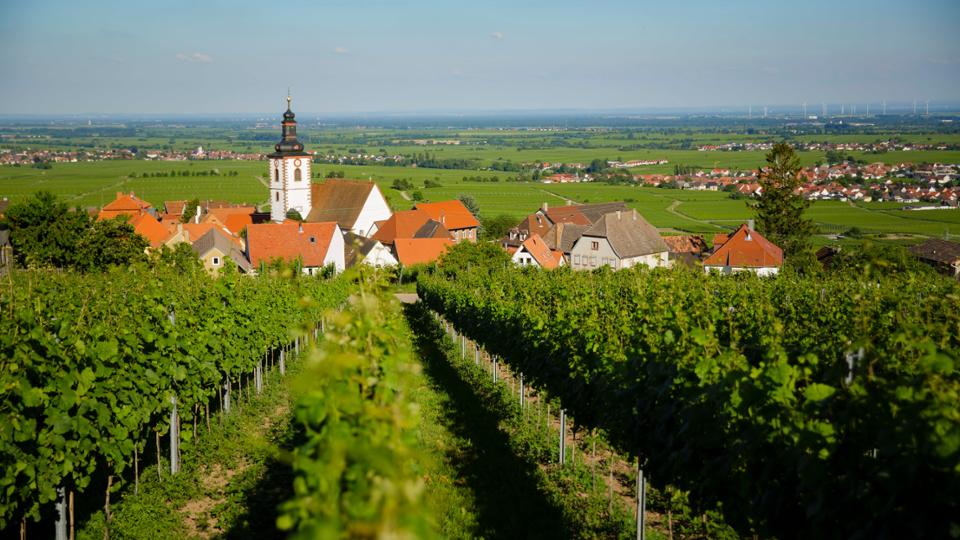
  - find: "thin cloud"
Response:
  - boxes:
[334,46,348,54]
[175,52,213,63]
[490,31,504,40]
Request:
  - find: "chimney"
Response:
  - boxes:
[747,219,755,231]
[440,211,445,225]
[298,222,303,234]
[116,191,123,199]
[194,205,201,224]
[542,202,549,212]
[555,223,562,248]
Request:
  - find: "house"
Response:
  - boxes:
[662,235,708,267]
[702,224,783,276]
[569,210,670,270]
[128,214,174,249]
[191,228,252,274]
[372,209,450,246]
[512,234,565,269]
[542,222,590,262]
[909,239,960,278]
[414,200,480,243]
[503,202,628,251]
[305,180,393,237]
[98,192,154,220]
[245,221,345,275]
[344,232,398,268]
[393,238,454,266]
[163,222,243,250]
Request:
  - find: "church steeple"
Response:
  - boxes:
[272,92,306,156]
[268,93,312,222]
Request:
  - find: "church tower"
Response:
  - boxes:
[268,95,312,223]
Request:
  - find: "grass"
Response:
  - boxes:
[2,158,958,239]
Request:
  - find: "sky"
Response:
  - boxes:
[1,0,958,115]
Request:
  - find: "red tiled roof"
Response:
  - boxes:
[372,209,449,245]
[181,222,242,248]
[394,238,453,266]
[222,212,254,235]
[164,200,187,216]
[98,192,152,220]
[703,225,783,268]
[519,234,560,269]
[414,200,480,230]
[129,214,173,248]
[246,220,339,267]
[544,206,592,226]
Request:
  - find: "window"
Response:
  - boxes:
[275,167,280,182]
[309,236,316,244]
[275,192,280,202]
[591,241,599,251]
[574,254,581,265]
[294,168,302,182]
[212,256,221,266]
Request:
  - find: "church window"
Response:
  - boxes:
[295,168,302,182]
[275,192,280,202]
[275,167,280,182]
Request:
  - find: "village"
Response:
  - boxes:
[27,99,954,282]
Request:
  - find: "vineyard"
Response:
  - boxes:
[0,263,349,537]
[417,262,960,538]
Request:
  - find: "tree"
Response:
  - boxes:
[410,190,424,202]
[180,198,200,223]
[479,214,518,241]
[1,191,89,268]
[751,142,815,257]
[458,194,483,238]
[286,208,304,221]
[0,191,147,270]
[74,217,148,270]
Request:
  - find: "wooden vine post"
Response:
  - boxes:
[55,485,67,540]
[169,395,179,475]
[636,460,646,540]
[559,408,566,465]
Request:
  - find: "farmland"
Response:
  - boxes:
[2,116,960,241]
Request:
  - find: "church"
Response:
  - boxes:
[267,96,392,235]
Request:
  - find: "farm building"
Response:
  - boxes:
[702,224,783,276]
[569,210,669,270]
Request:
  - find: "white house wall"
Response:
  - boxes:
[362,242,398,267]
[355,185,393,236]
[323,225,346,272]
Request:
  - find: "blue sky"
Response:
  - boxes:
[1,0,958,114]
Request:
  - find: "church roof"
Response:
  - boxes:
[305,180,379,229]
[267,96,309,158]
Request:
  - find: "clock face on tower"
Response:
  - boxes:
[294,159,301,167]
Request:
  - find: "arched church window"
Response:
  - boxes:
[294,168,302,182]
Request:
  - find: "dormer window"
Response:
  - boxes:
[309,236,316,243]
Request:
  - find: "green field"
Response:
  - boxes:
[3,160,957,241]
